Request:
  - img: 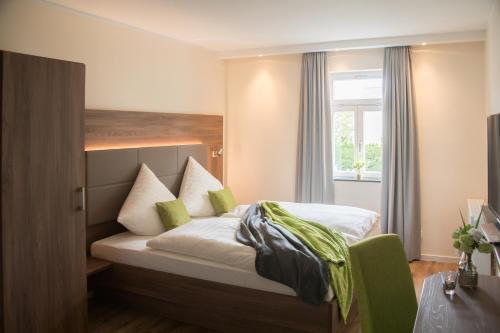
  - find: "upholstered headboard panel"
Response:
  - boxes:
[85,144,208,252]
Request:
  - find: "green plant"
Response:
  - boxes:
[352,160,365,172]
[365,143,382,171]
[335,138,354,171]
[452,207,493,254]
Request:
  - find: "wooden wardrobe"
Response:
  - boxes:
[0,51,86,332]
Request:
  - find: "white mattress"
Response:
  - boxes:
[91,217,380,301]
[91,231,333,299]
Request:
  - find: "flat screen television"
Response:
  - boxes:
[488,113,500,223]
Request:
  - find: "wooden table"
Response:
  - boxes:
[413,273,500,333]
[87,256,112,277]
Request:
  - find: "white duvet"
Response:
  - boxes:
[223,202,378,244]
[148,217,256,270]
[146,202,378,271]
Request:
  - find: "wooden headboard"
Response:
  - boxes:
[85,109,223,180]
[84,109,223,253]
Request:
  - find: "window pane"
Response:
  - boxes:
[363,111,382,172]
[333,77,382,100]
[333,112,355,172]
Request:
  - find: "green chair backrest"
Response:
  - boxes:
[349,234,417,333]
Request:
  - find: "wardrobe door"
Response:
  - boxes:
[1,52,86,332]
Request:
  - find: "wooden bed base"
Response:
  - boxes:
[93,263,357,333]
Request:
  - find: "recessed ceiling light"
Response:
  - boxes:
[421,42,427,46]
[258,54,264,57]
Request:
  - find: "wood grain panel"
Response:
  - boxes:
[413,273,500,333]
[0,50,3,333]
[87,257,113,277]
[93,263,358,333]
[1,51,86,332]
[85,110,223,180]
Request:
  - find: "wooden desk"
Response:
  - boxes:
[413,273,500,333]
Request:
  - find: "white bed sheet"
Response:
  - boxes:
[91,231,335,300]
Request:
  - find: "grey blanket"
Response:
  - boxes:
[235,204,330,305]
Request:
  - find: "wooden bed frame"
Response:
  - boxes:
[93,263,357,333]
[85,141,357,332]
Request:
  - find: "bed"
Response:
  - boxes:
[86,144,379,333]
[91,230,336,300]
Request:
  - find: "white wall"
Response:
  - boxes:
[226,43,487,260]
[225,54,302,203]
[328,48,383,72]
[487,0,500,115]
[333,181,381,212]
[412,42,487,260]
[0,0,225,115]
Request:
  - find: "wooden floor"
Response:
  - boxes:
[409,260,457,302]
[88,260,457,333]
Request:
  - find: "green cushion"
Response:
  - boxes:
[349,234,417,333]
[155,199,191,230]
[208,187,237,215]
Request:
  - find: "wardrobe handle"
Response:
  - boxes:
[77,187,86,211]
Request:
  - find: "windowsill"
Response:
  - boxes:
[334,177,381,183]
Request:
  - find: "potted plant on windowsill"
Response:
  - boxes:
[452,207,493,288]
[352,161,364,181]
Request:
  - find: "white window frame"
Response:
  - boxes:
[331,70,383,181]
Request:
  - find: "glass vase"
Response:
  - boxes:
[458,252,478,288]
[458,252,467,271]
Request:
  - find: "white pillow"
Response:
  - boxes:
[179,156,223,217]
[117,163,175,235]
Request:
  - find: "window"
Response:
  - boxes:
[331,70,383,180]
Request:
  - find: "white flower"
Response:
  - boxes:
[468,228,483,242]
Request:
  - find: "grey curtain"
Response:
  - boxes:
[296,52,333,203]
[381,46,420,261]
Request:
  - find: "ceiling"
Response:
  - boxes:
[46,0,493,57]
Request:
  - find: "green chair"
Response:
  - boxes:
[349,234,417,333]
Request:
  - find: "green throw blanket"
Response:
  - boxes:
[262,201,353,321]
